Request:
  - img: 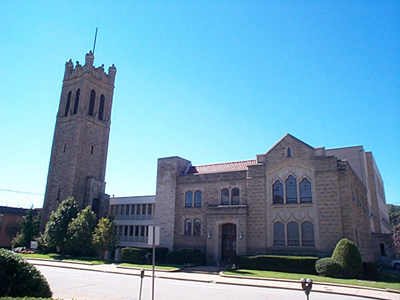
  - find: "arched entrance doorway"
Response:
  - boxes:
[221,223,236,261]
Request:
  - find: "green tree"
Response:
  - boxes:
[388,204,400,229]
[67,206,97,256]
[43,197,78,254]
[332,238,363,279]
[92,217,117,257]
[12,209,40,248]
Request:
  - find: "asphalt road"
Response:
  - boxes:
[37,265,368,300]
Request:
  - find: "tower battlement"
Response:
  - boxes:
[64,51,116,86]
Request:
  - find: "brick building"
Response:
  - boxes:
[154,134,393,264]
[41,52,116,230]
[0,206,40,248]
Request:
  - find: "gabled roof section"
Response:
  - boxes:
[265,133,313,155]
[187,159,256,174]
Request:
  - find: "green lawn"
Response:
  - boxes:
[19,253,106,265]
[223,269,400,291]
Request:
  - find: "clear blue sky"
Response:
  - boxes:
[1,1,399,208]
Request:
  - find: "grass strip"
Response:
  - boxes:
[223,269,400,291]
[119,263,181,270]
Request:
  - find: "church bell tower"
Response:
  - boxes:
[41,51,116,230]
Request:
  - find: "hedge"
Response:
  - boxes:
[169,250,206,266]
[236,255,318,275]
[332,238,363,279]
[363,262,378,281]
[0,249,52,298]
[315,257,343,278]
[121,247,170,264]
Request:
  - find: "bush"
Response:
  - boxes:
[121,247,146,264]
[363,262,378,281]
[236,255,318,275]
[169,250,206,266]
[315,257,343,278]
[0,249,52,298]
[332,238,363,279]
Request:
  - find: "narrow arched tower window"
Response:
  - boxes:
[90,145,94,155]
[64,91,71,116]
[73,89,80,114]
[88,90,96,116]
[99,94,105,120]
[287,147,292,157]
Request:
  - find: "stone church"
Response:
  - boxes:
[41,52,393,264]
[154,134,393,264]
[41,52,116,230]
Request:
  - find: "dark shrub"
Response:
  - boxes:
[315,257,344,278]
[332,238,363,279]
[154,247,169,264]
[121,247,146,264]
[169,250,206,266]
[236,255,318,275]
[0,249,52,298]
[363,262,378,281]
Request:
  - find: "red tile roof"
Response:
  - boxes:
[187,159,256,174]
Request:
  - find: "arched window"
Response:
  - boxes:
[300,178,312,203]
[64,91,71,116]
[194,191,202,207]
[287,147,292,157]
[99,94,105,120]
[301,221,314,246]
[221,189,229,205]
[286,175,298,204]
[185,191,193,207]
[88,90,96,116]
[273,222,285,246]
[272,180,283,204]
[184,219,192,235]
[287,221,299,246]
[231,188,240,205]
[193,219,201,236]
[73,89,80,114]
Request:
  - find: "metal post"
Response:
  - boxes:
[152,226,155,300]
[138,268,144,300]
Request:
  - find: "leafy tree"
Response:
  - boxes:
[332,238,363,279]
[67,206,97,256]
[393,222,400,256]
[388,204,400,229]
[92,217,117,257]
[43,197,78,253]
[12,209,40,248]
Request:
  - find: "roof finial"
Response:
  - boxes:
[92,27,98,55]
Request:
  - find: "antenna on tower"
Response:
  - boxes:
[92,27,98,54]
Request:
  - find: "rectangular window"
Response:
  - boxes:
[125,205,130,215]
[140,226,145,237]
[380,243,386,256]
[121,205,125,216]
[131,204,135,215]
[118,226,122,236]
[110,205,115,215]
[115,205,120,215]
[148,204,152,215]
[136,205,140,215]
[135,226,139,237]
[124,226,128,236]
[129,226,134,236]
[142,204,146,215]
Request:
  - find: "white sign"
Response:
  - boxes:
[148,225,160,246]
[30,241,38,249]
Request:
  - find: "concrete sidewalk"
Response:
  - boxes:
[27,258,400,300]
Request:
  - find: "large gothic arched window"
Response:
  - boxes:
[88,90,96,116]
[300,178,312,203]
[273,222,285,246]
[272,180,283,204]
[73,89,80,115]
[286,175,298,204]
[301,221,314,246]
[99,94,105,120]
[287,221,299,246]
[64,91,71,116]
